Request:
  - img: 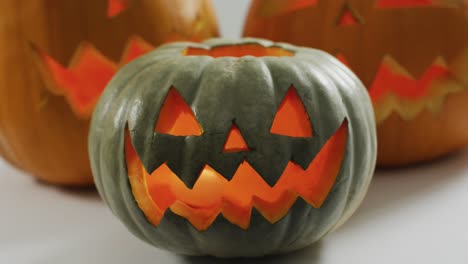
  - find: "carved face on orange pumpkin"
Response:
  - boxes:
[0,0,218,185]
[89,39,376,257]
[243,0,468,165]
[36,0,219,118]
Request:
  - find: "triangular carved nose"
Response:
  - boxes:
[270,86,313,137]
[223,124,249,152]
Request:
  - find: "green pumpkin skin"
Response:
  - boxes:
[89,38,376,257]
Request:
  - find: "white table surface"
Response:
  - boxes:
[1,1,468,263]
[2,148,468,264]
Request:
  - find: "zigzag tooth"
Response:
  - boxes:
[370,54,454,103]
[120,36,155,64]
[36,43,118,117]
[221,198,252,230]
[381,55,414,79]
[36,37,154,118]
[433,56,449,68]
[252,191,298,224]
[170,201,221,232]
[64,42,116,70]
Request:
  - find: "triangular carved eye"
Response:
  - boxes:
[108,0,130,17]
[270,86,313,137]
[337,3,363,26]
[223,123,250,152]
[155,87,203,136]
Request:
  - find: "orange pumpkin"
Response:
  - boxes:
[243,0,468,166]
[0,0,218,186]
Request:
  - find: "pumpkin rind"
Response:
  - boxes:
[377,90,468,165]
[89,38,376,257]
[0,0,218,185]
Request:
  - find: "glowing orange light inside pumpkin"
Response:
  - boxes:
[154,88,203,136]
[38,44,116,118]
[37,37,154,118]
[121,37,155,63]
[368,56,450,102]
[270,87,313,137]
[126,120,348,230]
[224,124,250,152]
[184,44,294,58]
[108,0,131,17]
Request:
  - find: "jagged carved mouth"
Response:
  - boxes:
[125,120,348,231]
[35,37,154,118]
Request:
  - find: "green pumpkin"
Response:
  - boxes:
[89,38,376,257]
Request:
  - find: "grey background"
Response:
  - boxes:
[212,0,251,38]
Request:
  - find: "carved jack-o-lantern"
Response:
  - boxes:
[244,0,468,166]
[0,0,218,185]
[89,38,376,257]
